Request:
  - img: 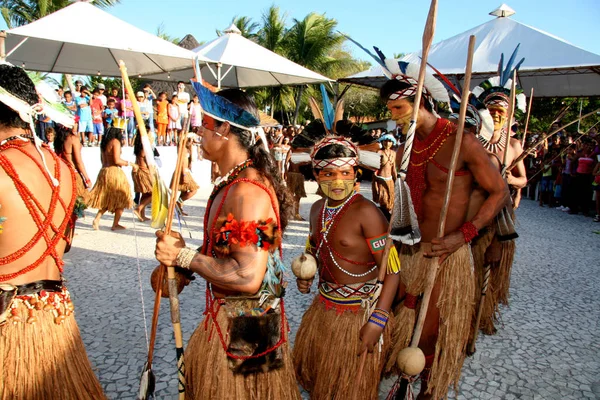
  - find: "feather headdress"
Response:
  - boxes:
[424,61,494,142]
[190,81,268,151]
[343,35,450,110]
[472,45,526,116]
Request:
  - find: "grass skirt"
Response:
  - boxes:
[470,227,498,336]
[0,289,106,399]
[372,176,394,213]
[496,240,516,306]
[286,172,306,198]
[387,243,474,400]
[88,166,132,213]
[184,303,300,400]
[132,166,153,194]
[171,169,199,193]
[293,293,393,400]
[74,172,90,206]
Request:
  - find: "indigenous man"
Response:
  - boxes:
[88,126,137,231]
[468,53,528,337]
[372,133,397,218]
[382,64,509,399]
[293,136,400,399]
[0,64,105,398]
[155,85,300,400]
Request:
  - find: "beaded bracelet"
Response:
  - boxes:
[176,247,197,269]
[458,221,478,243]
[368,308,390,329]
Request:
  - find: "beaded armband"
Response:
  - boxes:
[213,213,281,256]
[176,247,197,269]
[459,221,479,243]
[368,308,390,329]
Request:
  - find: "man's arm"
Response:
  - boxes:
[507,138,527,189]
[70,138,91,183]
[156,182,272,294]
[296,200,321,294]
[428,134,509,261]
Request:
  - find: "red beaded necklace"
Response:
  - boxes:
[405,118,454,220]
[0,138,76,282]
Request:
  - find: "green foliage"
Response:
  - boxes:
[1,0,119,28]
[342,86,388,123]
[155,22,180,44]
[217,15,260,40]
[527,97,600,135]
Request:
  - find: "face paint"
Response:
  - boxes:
[319,179,355,201]
[488,106,508,133]
[394,108,413,135]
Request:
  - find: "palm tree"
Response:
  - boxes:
[284,13,350,123]
[1,0,119,29]
[216,15,259,40]
[257,5,286,53]
[156,22,181,45]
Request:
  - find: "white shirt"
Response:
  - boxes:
[177,91,190,117]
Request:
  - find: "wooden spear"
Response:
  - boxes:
[521,88,534,147]
[502,72,518,175]
[507,107,600,172]
[119,61,188,400]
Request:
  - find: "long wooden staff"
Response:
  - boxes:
[502,72,518,174]
[468,70,516,356]
[119,61,188,400]
[521,88,534,147]
[507,107,600,172]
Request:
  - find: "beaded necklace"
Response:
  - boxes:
[406,118,454,219]
[316,193,377,279]
[479,130,507,154]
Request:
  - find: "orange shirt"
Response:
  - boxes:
[156,100,168,124]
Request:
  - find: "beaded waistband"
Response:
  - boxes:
[318,279,378,310]
[3,283,72,325]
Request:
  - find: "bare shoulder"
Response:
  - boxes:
[353,195,388,234]
[509,137,524,153]
[461,132,488,161]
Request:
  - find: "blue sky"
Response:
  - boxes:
[2,0,600,59]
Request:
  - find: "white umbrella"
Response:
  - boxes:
[0,2,211,77]
[341,4,600,97]
[144,24,332,88]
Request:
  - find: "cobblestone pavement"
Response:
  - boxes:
[64,182,600,399]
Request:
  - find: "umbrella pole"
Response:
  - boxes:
[217,63,222,90]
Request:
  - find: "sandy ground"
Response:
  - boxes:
[62,147,600,399]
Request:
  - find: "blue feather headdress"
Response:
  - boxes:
[191,81,260,128]
[343,34,450,110]
[472,45,526,116]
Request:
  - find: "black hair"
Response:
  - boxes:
[214,89,293,231]
[64,90,72,97]
[53,124,72,155]
[133,121,151,157]
[312,144,359,175]
[101,127,123,152]
[0,64,39,130]
[380,79,433,112]
[177,81,185,85]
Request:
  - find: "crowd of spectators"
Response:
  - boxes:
[523,123,600,222]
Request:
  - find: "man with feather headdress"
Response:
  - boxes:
[345,40,509,398]
[466,46,528,339]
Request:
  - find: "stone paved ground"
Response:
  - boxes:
[64,178,600,399]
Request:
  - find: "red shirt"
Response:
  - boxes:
[90,98,104,124]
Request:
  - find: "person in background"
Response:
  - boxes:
[73,80,83,97]
[55,87,64,101]
[103,98,118,130]
[175,81,190,129]
[569,142,596,215]
[167,94,181,146]
[592,160,600,222]
[45,127,56,151]
[97,83,107,107]
[121,92,135,146]
[143,84,156,138]
[75,86,93,146]
[155,91,169,146]
[189,94,202,132]
[90,88,104,146]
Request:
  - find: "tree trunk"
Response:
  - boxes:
[292,86,305,125]
[64,74,76,94]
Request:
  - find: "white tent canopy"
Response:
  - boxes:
[0,2,209,78]
[144,24,332,88]
[341,4,600,97]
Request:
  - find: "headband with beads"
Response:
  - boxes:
[310,136,359,169]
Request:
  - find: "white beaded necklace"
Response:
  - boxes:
[316,192,378,278]
[479,130,507,154]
